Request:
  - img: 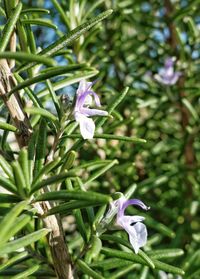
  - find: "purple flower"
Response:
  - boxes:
[155,58,181,85]
[74,80,108,139]
[107,196,149,254]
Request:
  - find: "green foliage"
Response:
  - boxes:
[0,0,199,278]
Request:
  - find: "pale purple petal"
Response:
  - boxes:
[118,198,149,218]
[164,66,174,77]
[81,107,108,117]
[74,112,95,139]
[128,222,147,253]
[117,215,147,254]
[165,58,174,68]
[117,215,145,227]
[164,72,181,85]
[112,196,149,253]
[74,79,108,139]
[155,58,181,85]
[77,80,92,96]
[76,91,92,109]
[89,91,101,107]
[77,90,101,109]
[79,89,101,107]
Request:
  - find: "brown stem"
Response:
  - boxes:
[164,0,195,195]
[0,19,73,279]
[0,59,32,147]
[35,201,73,279]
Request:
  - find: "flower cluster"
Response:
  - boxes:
[73,80,108,139]
[73,81,149,254]
[155,57,181,85]
[104,195,149,254]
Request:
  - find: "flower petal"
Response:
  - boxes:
[167,72,181,85]
[165,58,174,68]
[155,58,181,85]
[117,198,149,218]
[117,215,147,253]
[77,80,92,96]
[81,107,108,117]
[75,112,95,139]
[129,222,147,253]
[117,215,145,227]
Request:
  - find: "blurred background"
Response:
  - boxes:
[0,0,200,278]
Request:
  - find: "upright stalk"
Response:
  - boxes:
[0,1,73,277]
[164,0,195,197]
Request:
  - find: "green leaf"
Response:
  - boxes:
[18,148,30,190]
[32,157,60,186]
[85,236,102,263]
[17,9,113,72]
[101,235,155,269]
[41,9,113,56]
[37,70,98,98]
[12,161,27,197]
[14,73,43,108]
[0,228,50,256]
[128,207,176,239]
[74,209,89,242]
[82,0,105,21]
[3,211,34,244]
[90,258,133,271]
[0,193,21,203]
[0,251,28,272]
[33,119,47,178]
[21,19,57,30]
[51,0,69,28]
[101,247,146,265]
[25,107,58,124]
[0,121,17,132]
[0,6,6,17]
[153,259,185,275]
[0,176,17,194]
[61,150,76,171]
[84,159,118,186]
[46,200,105,216]
[21,8,50,15]
[96,87,129,128]
[124,183,137,199]
[187,269,200,279]
[11,264,40,279]
[0,154,13,180]
[62,133,147,143]
[145,214,176,238]
[46,79,61,119]
[101,248,185,275]
[73,159,114,171]
[10,65,83,96]
[77,259,104,279]
[0,52,56,66]
[30,171,76,193]
[147,249,184,259]
[93,205,107,228]
[138,250,155,270]
[35,190,111,203]
[27,133,36,184]
[109,264,138,279]
[0,2,22,52]
[0,201,28,244]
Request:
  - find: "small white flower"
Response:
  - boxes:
[74,80,108,139]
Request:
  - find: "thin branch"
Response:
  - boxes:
[164,0,195,197]
[0,59,32,147]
